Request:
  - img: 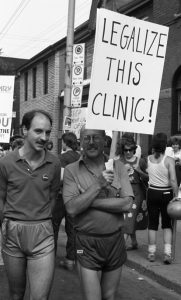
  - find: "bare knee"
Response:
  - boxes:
[102,288,116,300]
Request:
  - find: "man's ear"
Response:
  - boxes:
[22,126,28,137]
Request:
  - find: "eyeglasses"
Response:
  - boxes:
[83,135,103,144]
[124,148,135,152]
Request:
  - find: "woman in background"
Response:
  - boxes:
[116,135,148,250]
[147,133,178,264]
[166,137,181,186]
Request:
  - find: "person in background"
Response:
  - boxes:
[45,140,53,151]
[11,137,24,150]
[147,133,178,264]
[103,135,112,158]
[121,132,142,160]
[63,127,134,300]
[0,146,4,158]
[116,135,148,250]
[0,109,61,300]
[166,137,181,186]
[58,131,80,270]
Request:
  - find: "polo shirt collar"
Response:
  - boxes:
[14,148,54,163]
[78,153,108,166]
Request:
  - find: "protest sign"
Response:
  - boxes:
[86,9,169,134]
[0,76,15,143]
[71,107,87,138]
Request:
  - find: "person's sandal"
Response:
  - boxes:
[163,254,172,264]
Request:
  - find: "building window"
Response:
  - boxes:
[32,67,37,98]
[24,72,28,101]
[43,60,48,94]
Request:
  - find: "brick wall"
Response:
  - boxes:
[20,53,61,156]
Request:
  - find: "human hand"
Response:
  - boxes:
[77,184,85,194]
[102,169,114,184]
[170,197,181,203]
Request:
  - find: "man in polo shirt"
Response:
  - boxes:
[0,109,61,300]
[63,127,134,300]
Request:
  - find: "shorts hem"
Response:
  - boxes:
[2,247,55,260]
[76,257,126,272]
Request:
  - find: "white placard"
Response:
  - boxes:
[0,76,15,143]
[86,9,169,135]
[71,107,87,139]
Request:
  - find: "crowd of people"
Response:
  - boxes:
[0,108,180,300]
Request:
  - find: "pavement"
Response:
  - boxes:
[125,220,181,294]
[1,220,181,296]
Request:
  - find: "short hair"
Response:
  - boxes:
[62,132,78,151]
[151,132,167,158]
[21,109,52,130]
[12,138,24,150]
[116,134,137,156]
[171,137,181,147]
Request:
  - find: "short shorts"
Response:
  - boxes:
[75,229,126,272]
[1,218,54,259]
[147,187,173,230]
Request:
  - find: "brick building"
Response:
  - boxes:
[17,0,181,155]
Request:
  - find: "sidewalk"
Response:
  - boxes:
[126,220,181,294]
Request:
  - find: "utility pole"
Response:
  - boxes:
[63,0,75,127]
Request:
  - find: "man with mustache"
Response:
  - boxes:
[0,109,61,300]
[63,127,134,300]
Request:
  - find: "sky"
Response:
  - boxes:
[0,0,92,59]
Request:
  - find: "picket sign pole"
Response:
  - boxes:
[109,131,119,159]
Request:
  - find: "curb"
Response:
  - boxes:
[125,258,181,295]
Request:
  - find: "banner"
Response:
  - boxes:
[86,9,169,134]
[0,76,15,143]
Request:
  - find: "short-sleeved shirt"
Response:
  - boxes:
[63,157,134,234]
[0,149,61,221]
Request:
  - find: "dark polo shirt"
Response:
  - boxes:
[63,157,134,234]
[0,149,61,221]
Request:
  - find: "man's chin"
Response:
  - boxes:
[35,144,45,151]
[86,150,99,158]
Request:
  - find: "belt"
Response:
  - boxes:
[149,185,172,190]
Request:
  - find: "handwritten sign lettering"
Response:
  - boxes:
[86,9,169,134]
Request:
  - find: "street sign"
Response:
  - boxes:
[71,43,85,107]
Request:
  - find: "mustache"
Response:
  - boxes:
[37,141,46,146]
[87,145,98,150]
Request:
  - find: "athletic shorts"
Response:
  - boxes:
[1,218,54,259]
[75,229,126,272]
[147,187,173,230]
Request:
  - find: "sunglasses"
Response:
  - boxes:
[83,135,102,144]
[124,148,135,152]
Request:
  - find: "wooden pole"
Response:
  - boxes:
[109,131,119,159]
